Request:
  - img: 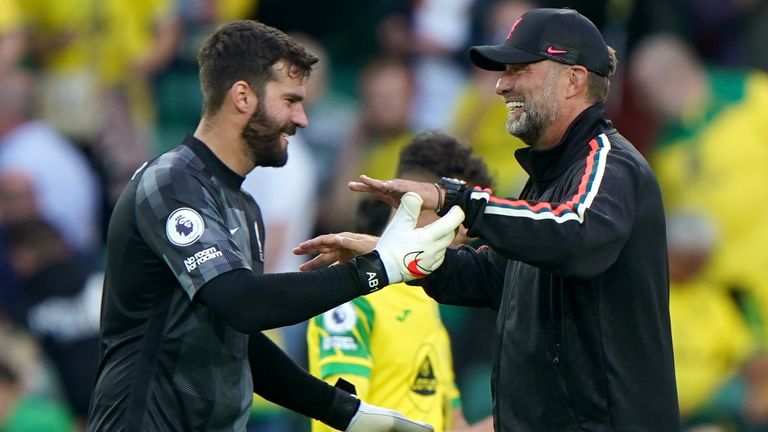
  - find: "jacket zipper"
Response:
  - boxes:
[494,181,533,429]
[494,263,518,429]
[551,276,579,424]
[552,275,563,364]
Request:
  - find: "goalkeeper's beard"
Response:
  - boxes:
[242,101,294,168]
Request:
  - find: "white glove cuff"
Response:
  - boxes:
[376,250,403,285]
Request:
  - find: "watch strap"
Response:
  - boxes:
[436,177,467,217]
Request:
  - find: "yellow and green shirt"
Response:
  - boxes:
[652,69,768,334]
[307,283,461,432]
[670,279,754,415]
[20,0,174,83]
[360,131,415,181]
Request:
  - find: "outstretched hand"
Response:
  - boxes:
[349,175,441,210]
[293,233,378,271]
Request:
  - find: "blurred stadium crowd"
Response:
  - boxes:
[2,0,768,431]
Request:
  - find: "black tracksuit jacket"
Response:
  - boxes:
[421,104,680,431]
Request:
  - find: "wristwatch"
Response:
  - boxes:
[436,177,467,216]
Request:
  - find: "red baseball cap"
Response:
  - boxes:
[469,8,611,76]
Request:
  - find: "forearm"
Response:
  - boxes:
[197,253,387,333]
[457,156,641,278]
[418,246,504,309]
[248,332,359,430]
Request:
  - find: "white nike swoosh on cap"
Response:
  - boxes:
[229,227,240,235]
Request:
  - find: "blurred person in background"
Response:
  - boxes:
[5,218,102,429]
[0,64,96,333]
[408,0,473,131]
[0,172,37,322]
[450,0,533,198]
[0,0,24,75]
[0,325,75,431]
[0,71,101,255]
[630,34,768,346]
[320,56,416,233]
[21,0,181,203]
[306,131,495,432]
[665,210,760,431]
[344,56,415,184]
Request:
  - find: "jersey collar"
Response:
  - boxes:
[182,134,246,191]
[514,103,612,185]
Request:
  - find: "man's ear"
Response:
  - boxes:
[230,80,256,113]
[565,66,589,99]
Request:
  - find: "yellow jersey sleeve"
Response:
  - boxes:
[309,284,461,432]
[308,298,375,432]
[670,280,755,415]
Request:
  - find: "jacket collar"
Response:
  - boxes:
[514,103,613,185]
[182,134,246,191]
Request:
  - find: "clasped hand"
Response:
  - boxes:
[295,192,464,283]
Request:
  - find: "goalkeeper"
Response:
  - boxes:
[87,20,460,432]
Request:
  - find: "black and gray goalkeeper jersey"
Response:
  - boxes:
[88,135,265,431]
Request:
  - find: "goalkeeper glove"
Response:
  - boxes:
[375,192,464,284]
[345,400,434,432]
[350,192,464,293]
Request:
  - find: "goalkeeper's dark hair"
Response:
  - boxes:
[353,196,392,236]
[197,20,318,116]
[396,131,494,189]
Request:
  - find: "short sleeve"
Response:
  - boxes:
[135,165,250,299]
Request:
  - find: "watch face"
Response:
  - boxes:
[440,177,467,188]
